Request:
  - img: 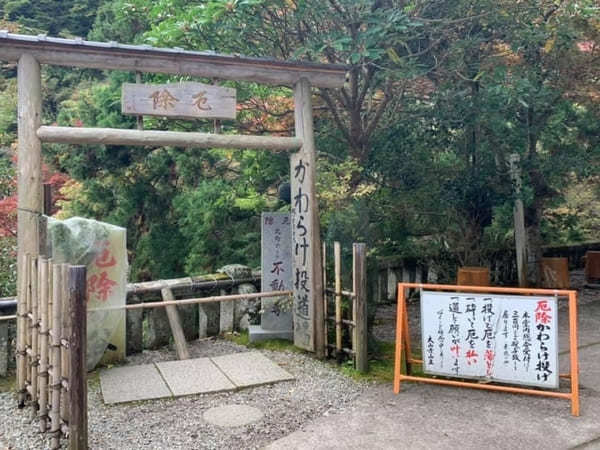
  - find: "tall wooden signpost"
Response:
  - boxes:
[291,79,325,356]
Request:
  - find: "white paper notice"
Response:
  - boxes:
[421,291,558,388]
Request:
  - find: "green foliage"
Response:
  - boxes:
[0,0,598,290]
[173,178,266,274]
[0,236,16,297]
[1,0,103,36]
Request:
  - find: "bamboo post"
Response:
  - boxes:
[29,255,39,412]
[322,241,328,357]
[353,243,368,373]
[32,256,43,417]
[69,265,88,450]
[50,263,63,449]
[38,258,50,431]
[160,287,190,360]
[334,242,342,361]
[25,254,32,402]
[17,54,43,405]
[17,254,29,407]
[60,264,71,431]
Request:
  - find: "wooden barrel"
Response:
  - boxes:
[457,267,490,286]
[539,257,569,288]
[585,251,600,283]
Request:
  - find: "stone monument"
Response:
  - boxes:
[249,212,293,342]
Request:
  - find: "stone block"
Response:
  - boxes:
[100,364,172,404]
[156,358,234,396]
[211,351,294,388]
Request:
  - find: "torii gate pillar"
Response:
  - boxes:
[291,78,325,357]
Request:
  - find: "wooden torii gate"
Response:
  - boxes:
[0,33,346,358]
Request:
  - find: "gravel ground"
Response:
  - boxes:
[2,270,597,449]
[0,338,366,450]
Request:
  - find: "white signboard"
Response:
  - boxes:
[421,291,558,388]
[122,81,236,120]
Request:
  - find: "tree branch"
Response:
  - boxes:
[319,89,352,144]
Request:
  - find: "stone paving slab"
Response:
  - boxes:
[101,352,294,404]
[100,363,172,404]
[156,358,235,396]
[211,352,295,388]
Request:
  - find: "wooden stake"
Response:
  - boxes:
[50,263,63,449]
[160,288,190,360]
[38,258,50,432]
[334,242,342,360]
[69,265,88,450]
[353,243,368,373]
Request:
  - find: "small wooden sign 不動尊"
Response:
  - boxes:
[121,82,236,120]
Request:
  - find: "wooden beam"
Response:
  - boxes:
[291,78,325,356]
[37,126,302,152]
[17,53,42,404]
[160,288,190,360]
[0,33,347,88]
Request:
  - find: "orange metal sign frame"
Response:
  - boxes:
[393,283,580,416]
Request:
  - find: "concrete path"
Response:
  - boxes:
[268,300,600,450]
[100,351,293,404]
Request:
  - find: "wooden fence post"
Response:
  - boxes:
[353,243,368,373]
[69,265,88,450]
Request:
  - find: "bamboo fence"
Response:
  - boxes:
[16,254,87,450]
[322,242,368,372]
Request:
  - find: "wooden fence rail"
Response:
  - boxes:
[17,254,87,449]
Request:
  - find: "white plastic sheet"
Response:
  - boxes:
[48,217,127,370]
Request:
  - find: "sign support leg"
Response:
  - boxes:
[394,285,406,393]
